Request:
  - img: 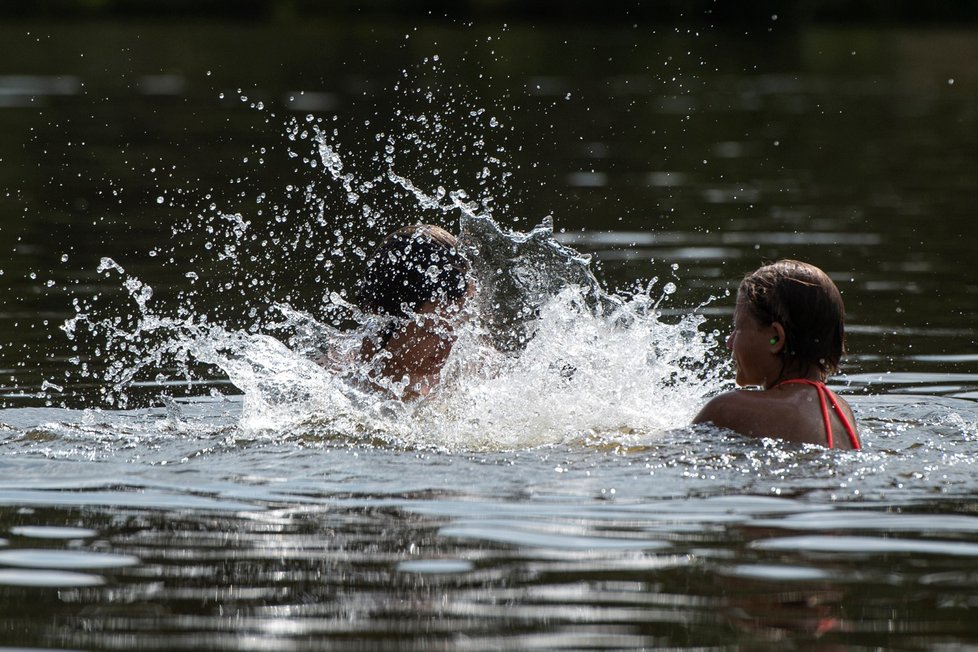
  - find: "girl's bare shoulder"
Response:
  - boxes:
[693,389,769,427]
[693,388,808,440]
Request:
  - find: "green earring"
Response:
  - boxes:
[769,337,779,345]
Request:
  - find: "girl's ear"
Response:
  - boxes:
[770,322,786,353]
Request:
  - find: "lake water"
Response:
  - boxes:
[2,17,978,650]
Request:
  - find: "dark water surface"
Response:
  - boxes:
[2,18,978,650]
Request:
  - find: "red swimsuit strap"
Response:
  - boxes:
[774,379,861,450]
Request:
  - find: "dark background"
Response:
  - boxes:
[5,0,978,24]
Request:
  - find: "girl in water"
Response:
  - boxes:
[356,224,473,400]
[694,260,861,449]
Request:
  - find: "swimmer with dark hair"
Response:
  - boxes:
[694,260,861,449]
[357,224,473,400]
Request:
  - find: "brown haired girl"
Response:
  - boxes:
[694,260,861,449]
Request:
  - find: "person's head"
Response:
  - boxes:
[357,225,472,397]
[358,224,471,319]
[732,259,846,384]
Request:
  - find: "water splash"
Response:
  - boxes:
[414,284,721,451]
[67,212,722,451]
[62,71,725,451]
[459,211,620,353]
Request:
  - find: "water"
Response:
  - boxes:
[2,18,978,649]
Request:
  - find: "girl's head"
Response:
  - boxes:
[738,260,846,378]
[358,224,470,318]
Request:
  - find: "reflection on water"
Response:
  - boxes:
[0,75,81,107]
[0,16,978,650]
[4,467,978,647]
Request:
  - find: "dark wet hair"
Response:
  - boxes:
[739,259,846,377]
[358,224,470,319]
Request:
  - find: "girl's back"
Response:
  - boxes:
[697,382,859,449]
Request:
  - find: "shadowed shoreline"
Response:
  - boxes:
[5,0,978,25]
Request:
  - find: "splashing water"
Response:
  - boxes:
[62,86,726,452]
[415,282,722,450]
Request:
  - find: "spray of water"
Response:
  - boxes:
[61,66,727,452]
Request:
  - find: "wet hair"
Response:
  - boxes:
[739,259,846,377]
[358,224,470,319]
